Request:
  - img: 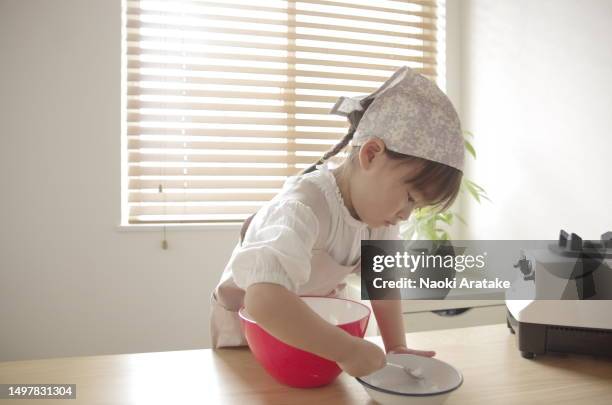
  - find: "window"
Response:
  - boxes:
[123,0,441,225]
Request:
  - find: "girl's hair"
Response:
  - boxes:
[239,106,463,242]
[383,148,463,212]
[299,108,365,176]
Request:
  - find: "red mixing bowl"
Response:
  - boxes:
[239,296,371,388]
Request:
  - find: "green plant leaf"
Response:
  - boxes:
[466,179,491,202]
[439,212,453,225]
[467,180,485,192]
[464,180,481,203]
[464,140,477,159]
[454,212,467,225]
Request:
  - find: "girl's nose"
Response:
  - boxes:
[396,206,412,222]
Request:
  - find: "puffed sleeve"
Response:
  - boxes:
[231,199,320,293]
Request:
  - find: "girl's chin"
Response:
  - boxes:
[365,219,388,228]
[355,213,385,228]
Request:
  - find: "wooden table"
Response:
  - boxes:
[1,324,611,404]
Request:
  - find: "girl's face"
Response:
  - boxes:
[349,139,430,228]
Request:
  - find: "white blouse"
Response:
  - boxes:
[229,162,401,293]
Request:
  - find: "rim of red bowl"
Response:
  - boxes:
[238,295,371,327]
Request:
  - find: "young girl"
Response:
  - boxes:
[210,66,464,378]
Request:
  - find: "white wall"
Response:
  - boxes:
[457,0,612,239]
[0,0,241,362]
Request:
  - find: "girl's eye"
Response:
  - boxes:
[407,193,415,202]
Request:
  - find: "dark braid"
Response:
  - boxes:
[299,128,356,175]
[299,107,365,175]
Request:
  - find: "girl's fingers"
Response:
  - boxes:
[411,350,436,357]
[389,347,437,357]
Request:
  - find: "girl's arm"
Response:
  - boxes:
[371,299,407,352]
[244,282,386,376]
[371,299,436,356]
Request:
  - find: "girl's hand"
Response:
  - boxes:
[336,337,387,377]
[387,345,436,357]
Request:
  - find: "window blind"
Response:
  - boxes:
[124,0,440,224]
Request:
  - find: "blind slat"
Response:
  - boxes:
[126,31,436,55]
[129,166,302,177]
[127,100,335,115]
[298,0,436,17]
[128,139,334,153]
[127,113,347,127]
[130,205,266,216]
[125,3,436,29]
[129,191,279,203]
[129,179,288,190]
[126,47,427,72]
[127,127,347,140]
[128,0,437,16]
[125,11,436,43]
[129,0,438,10]
[127,87,341,103]
[126,74,436,91]
[127,61,402,83]
[128,152,323,165]
[128,217,251,224]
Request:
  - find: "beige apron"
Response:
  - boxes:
[209,247,361,348]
